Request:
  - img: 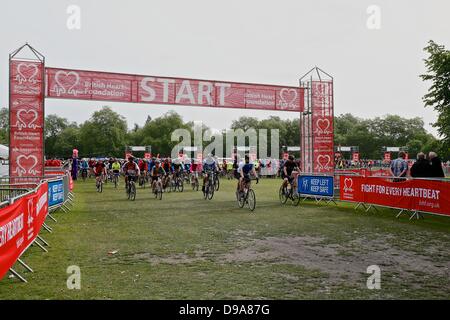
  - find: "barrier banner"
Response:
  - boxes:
[48,179,64,207]
[0,182,48,280]
[46,68,304,112]
[339,176,450,216]
[9,60,45,180]
[311,81,334,174]
[68,172,74,191]
[298,175,334,197]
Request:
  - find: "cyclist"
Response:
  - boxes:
[202,154,218,192]
[148,157,155,175]
[190,159,199,186]
[93,159,107,188]
[122,156,140,188]
[80,158,89,179]
[138,158,148,183]
[162,158,173,188]
[150,159,166,193]
[88,158,96,177]
[239,155,258,193]
[281,155,299,195]
[173,158,183,179]
[111,158,121,184]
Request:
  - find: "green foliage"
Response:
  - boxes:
[334,114,439,159]
[78,106,127,157]
[26,106,443,161]
[421,40,450,159]
[0,107,8,145]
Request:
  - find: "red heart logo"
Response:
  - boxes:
[16,109,39,130]
[317,155,331,169]
[316,118,330,133]
[16,63,39,84]
[343,178,353,191]
[16,155,39,176]
[279,88,298,109]
[54,71,80,96]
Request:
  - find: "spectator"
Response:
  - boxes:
[410,152,430,178]
[428,152,445,178]
[390,151,408,182]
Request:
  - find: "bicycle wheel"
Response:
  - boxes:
[130,182,136,201]
[214,177,220,191]
[279,185,288,204]
[237,191,245,208]
[207,185,214,200]
[177,179,184,192]
[247,189,256,211]
[99,181,103,193]
[291,192,300,206]
[203,185,209,199]
[157,185,163,200]
[114,176,118,188]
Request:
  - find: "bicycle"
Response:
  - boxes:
[81,168,88,182]
[152,177,163,200]
[203,172,215,200]
[163,173,173,193]
[279,179,300,206]
[112,171,120,188]
[236,177,258,211]
[126,176,137,201]
[213,171,220,191]
[172,174,184,192]
[138,173,146,188]
[190,172,199,191]
[96,177,103,193]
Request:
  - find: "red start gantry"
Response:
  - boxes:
[8,43,334,180]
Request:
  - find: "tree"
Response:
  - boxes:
[52,126,81,158]
[45,114,71,157]
[421,40,450,160]
[79,106,127,157]
[0,107,8,145]
[137,111,191,157]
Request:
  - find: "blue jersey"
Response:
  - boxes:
[203,161,216,172]
[242,163,254,175]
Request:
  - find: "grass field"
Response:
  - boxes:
[1,177,449,299]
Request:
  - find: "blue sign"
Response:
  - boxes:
[48,179,64,207]
[298,175,334,197]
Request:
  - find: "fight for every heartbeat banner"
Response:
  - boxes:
[340,176,450,216]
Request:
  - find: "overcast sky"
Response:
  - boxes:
[1,0,449,137]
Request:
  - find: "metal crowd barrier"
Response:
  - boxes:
[299,172,449,221]
[1,172,75,283]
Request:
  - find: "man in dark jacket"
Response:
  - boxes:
[428,152,445,178]
[410,152,430,178]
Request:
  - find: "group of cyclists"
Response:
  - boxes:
[78,153,301,210]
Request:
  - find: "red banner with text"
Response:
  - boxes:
[311,81,334,173]
[340,176,450,216]
[0,182,48,280]
[9,60,45,180]
[45,68,304,112]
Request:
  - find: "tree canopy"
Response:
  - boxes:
[421,40,450,159]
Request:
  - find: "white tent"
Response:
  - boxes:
[0,144,8,159]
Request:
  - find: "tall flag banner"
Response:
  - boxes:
[9,59,45,181]
[311,81,334,174]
